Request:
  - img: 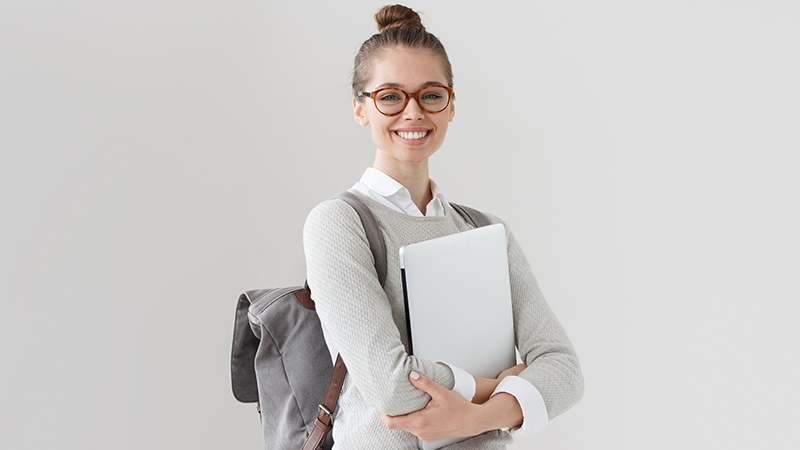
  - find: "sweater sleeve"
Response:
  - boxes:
[303,199,456,416]
[490,214,584,420]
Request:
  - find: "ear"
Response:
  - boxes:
[448,100,455,122]
[353,97,369,126]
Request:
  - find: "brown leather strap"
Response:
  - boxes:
[323,354,347,416]
[301,354,347,450]
[301,417,331,450]
[294,288,315,310]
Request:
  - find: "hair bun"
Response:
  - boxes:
[374,4,424,33]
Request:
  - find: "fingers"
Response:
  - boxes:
[408,370,446,398]
[379,371,442,431]
[380,410,416,432]
[379,372,481,442]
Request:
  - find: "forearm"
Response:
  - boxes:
[380,372,524,442]
[313,278,456,416]
[515,349,583,419]
[502,218,584,419]
[472,376,500,404]
[476,393,524,432]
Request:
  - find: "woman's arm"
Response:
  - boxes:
[380,371,524,442]
[499,216,584,420]
[303,199,456,416]
[470,363,526,404]
[384,215,584,440]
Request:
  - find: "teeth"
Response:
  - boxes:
[397,131,428,140]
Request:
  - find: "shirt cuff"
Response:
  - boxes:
[440,361,476,401]
[491,375,548,436]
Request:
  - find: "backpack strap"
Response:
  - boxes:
[450,202,493,228]
[302,354,346,450]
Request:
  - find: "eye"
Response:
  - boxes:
[421,92,443,100]
[376,90,405,103]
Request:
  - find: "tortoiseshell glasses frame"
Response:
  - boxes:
[356,85,455,116]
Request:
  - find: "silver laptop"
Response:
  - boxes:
[400,223,516,449]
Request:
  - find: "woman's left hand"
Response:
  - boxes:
[379,371,484,442]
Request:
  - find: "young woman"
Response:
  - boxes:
[303,5,583,449]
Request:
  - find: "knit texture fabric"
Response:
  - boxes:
[303,191,583,449]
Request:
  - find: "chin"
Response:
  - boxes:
[398,148,436,163]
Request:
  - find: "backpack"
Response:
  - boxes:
[230,191,491,450]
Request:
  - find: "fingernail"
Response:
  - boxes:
[410,371,420,380]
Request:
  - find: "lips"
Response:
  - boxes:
[394,130,430,140]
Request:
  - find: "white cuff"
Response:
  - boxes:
[441,361,476,402]
[491,375,548,436]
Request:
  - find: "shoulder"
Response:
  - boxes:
[305,197,358,225]
[447,203,525,252]
[448,202,510,229]
[303,196,368,246]
[483,210,509,228]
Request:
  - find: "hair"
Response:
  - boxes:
[352,4,453,98]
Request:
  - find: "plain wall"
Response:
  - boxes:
[1,1,798,449]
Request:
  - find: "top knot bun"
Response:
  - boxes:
[353,4,453,96]
[375,4,424,33]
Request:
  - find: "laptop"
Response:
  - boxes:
[399,223,516,449]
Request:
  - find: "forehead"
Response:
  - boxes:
[367,47,448,91]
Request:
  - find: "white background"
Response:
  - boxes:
[1,1,798,449]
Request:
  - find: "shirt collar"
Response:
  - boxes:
[354,167,449,217]
[359,167,407,197]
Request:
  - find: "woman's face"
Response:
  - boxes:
[353,47,455,169]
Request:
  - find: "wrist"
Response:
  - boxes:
[474,392,523,433]
[472,376,500,404]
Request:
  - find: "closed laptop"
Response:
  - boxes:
[400,223,516,449]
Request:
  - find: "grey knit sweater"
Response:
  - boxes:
[303,191,583,449]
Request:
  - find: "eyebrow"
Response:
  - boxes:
[372,81,446,91]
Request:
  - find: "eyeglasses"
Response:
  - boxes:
[357,85,454,116]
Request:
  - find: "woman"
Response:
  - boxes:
[303,5,583,449]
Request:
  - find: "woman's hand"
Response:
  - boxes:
[379,371,483,442]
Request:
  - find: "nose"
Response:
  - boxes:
[401,96,425,120]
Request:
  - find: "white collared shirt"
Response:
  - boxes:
[351,167,548,437]
[352,167,448,217]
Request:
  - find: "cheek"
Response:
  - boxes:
[435,119,450,135]
[372,118,395,136]
[369,122,394,147]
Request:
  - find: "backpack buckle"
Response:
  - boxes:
[318,404,332,418]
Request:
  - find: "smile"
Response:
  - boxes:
[394,130,430,140]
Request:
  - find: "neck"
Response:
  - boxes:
[373,156,432,215]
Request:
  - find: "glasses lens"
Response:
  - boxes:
[418,86,450,113]
[374,89,407,115]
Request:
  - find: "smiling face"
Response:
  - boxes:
[353,46,455,172]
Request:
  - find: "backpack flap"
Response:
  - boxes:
[248,286,335,447]
[231,290,269,403]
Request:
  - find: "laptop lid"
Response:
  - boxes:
[400,222,515,377]
[400,223,516,449]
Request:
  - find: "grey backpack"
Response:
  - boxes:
[230,191,490,450]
